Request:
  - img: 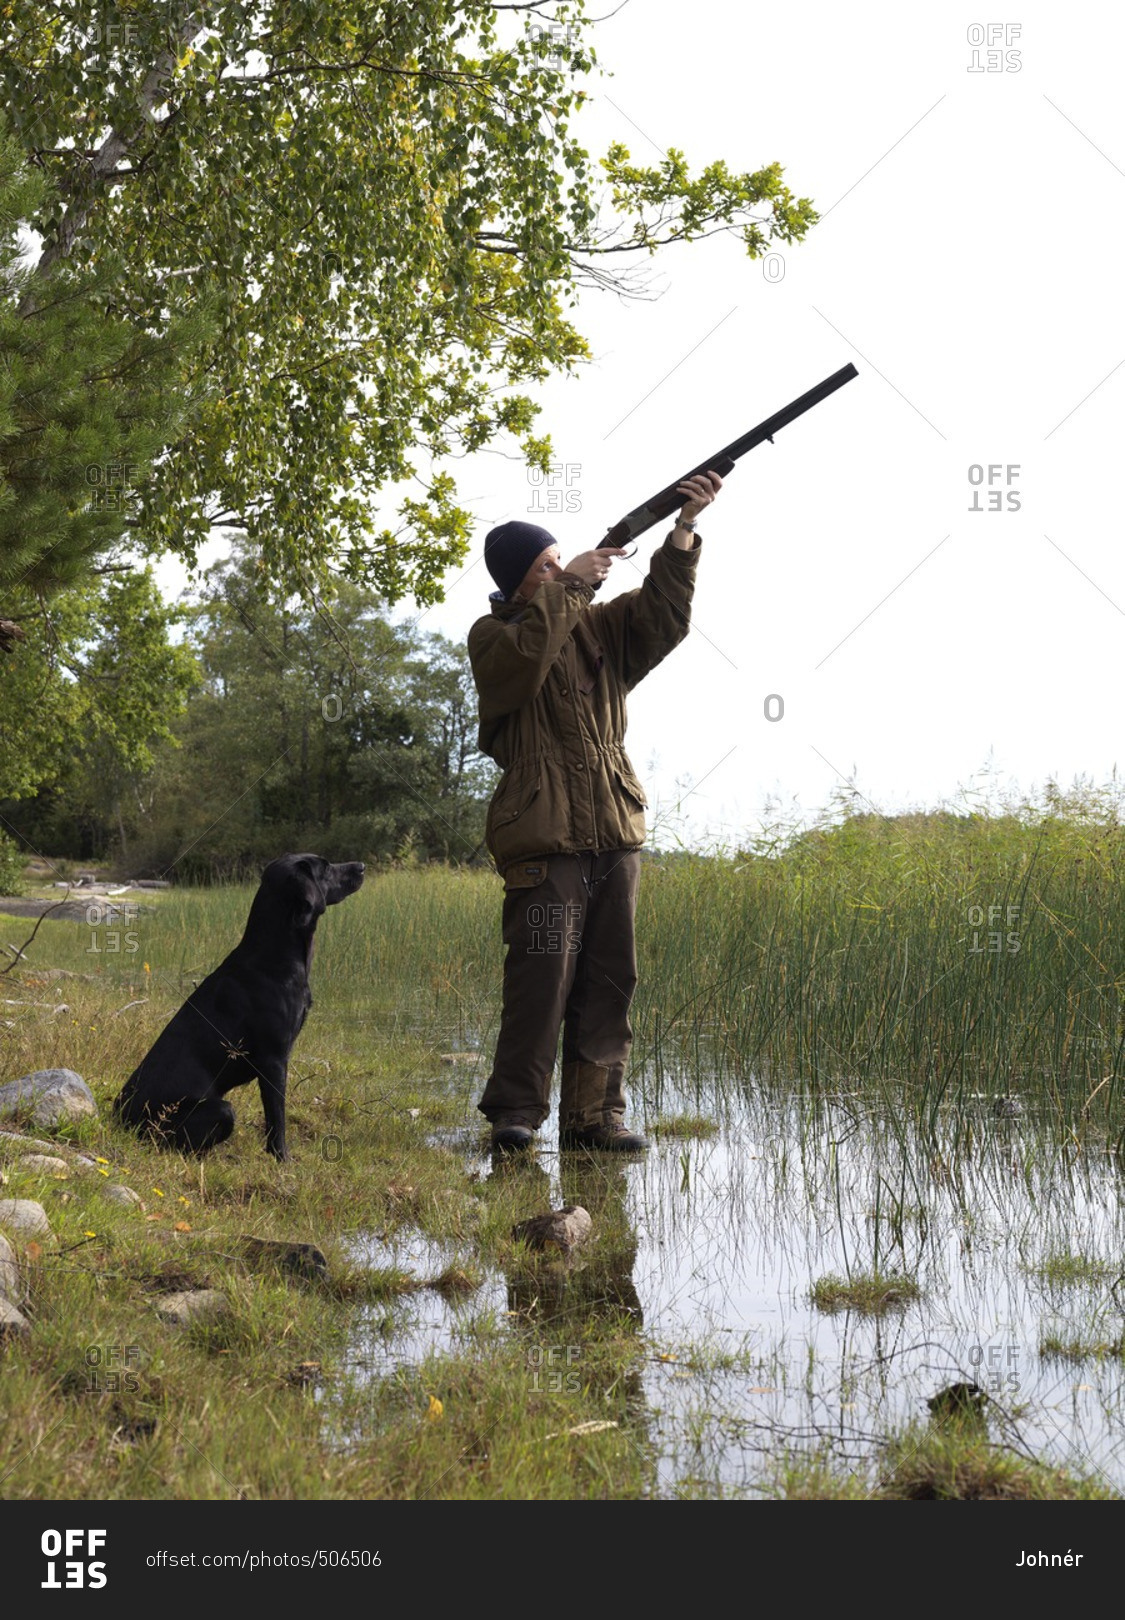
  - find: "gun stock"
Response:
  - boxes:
[598,362,859,550]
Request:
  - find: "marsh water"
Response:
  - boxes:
[338,1058,1125,1498]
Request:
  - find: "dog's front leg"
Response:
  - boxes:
[257,1061,289,1160]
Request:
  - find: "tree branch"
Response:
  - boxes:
[20,4,202,311]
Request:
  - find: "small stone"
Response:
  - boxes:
[239,1237,328,1281]
[0,1198,51,1236]
[0,1296,30,1339]
[511,1205,593,1256]
[100,1183,145,1209]
[17,1155,70,1178]
[0,1233,20,1304]
[0,1130,68,1156]
[156,1289,231,1327]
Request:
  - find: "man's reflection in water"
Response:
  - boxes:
[497,1149,649,1438]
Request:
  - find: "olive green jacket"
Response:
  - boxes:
[468,534,701,871]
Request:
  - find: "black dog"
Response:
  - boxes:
[113,853,365,1159]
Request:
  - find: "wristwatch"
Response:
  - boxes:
[674,518,697,532]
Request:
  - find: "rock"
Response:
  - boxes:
[100,1183,145,1209]
[0,1233,20,1303]
[0,1134,98,1176]
[0,1199,51,1236]
[0,1069,98,1128]
[17,1155,70,1178]
[0,1130,74,1156]
[511,1205,593,1256]
[156,1290,231,1327]
[0,1296,30,1340]
[927,1381,989,1425]
[239,1236,328,1281]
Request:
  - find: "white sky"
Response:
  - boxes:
[158,1,1125,851]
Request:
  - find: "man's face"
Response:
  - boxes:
[513,544,562,601]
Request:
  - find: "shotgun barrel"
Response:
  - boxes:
[597,361,859,550]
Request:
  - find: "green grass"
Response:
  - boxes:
[1024,1252,1122,1288]
[647,1113,719,1139]
[809,1270,922,1315]
[4,787,1125,1498]
[771,1425,1115,1500]
[1039,1333,1125,1361]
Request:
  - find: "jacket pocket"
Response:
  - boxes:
[487,768,542,844]
[613,763,648,810]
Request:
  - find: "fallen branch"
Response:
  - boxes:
[0,897,77,975]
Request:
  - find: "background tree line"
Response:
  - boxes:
[0,542,495,881]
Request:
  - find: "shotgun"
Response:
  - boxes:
[597,362,859,550]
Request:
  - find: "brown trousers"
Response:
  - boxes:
[477,851,642,1130]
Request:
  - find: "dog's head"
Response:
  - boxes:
[262,854,366,929]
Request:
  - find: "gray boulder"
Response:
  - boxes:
[0,1198,51,1236]
[0,1069,98,1129]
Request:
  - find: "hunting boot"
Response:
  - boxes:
[558,1060,649,1152]
[490,1112,538,1152]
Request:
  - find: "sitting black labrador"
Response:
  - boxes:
[113,853,365,1159]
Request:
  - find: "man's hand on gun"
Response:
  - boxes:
[566,468,724,585]
[676,469,723,522]
[563,548,628,586]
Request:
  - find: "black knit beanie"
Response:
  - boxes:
[484,520,558,600]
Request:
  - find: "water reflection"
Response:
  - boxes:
[340,1072,1125,1497]
[503,1153,648,1437]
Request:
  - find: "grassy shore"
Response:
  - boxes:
[1,799,1122,1499]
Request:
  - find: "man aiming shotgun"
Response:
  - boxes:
[467,362,858,1154]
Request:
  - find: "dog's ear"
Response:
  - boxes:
[291,857,328,929]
